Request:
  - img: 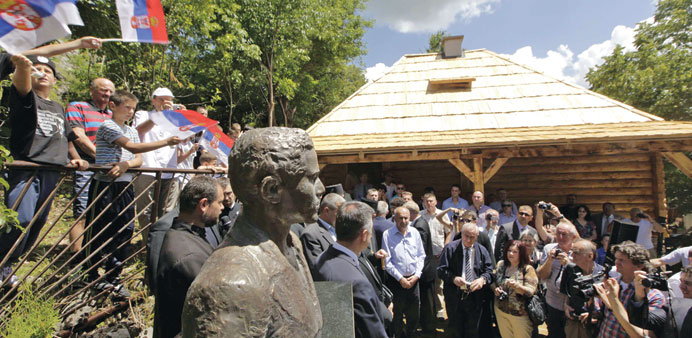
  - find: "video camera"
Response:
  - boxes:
[567,257,613,317]
[641,270,669,291]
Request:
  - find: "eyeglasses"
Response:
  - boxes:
[460,218,475,223]
[396,186,405,190]
[502,204,512,208]
[518,212,531,217]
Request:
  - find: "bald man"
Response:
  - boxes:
[66,77,115,253]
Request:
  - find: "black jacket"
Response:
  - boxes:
[411,216,436,283]
[315,245,388,338]
[154,220,214,338]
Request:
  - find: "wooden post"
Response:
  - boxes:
[662,152,692,179]
[473,157,484,193]
[651,153,667,218]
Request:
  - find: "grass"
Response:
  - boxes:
[1,173,155,335]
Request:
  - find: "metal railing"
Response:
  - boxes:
[0,160,219,335]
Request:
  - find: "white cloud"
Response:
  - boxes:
[365,63,391,82]
[503,20,645,87]
[366,0,499,33]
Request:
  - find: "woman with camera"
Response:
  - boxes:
[493,240,538,338]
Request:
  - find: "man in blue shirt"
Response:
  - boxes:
[442,184,469,220]
[382,206,426,338]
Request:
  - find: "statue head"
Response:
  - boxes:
[229,127,325,225]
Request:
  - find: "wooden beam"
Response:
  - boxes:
[316,140,692,165]
[663,152,692,180]
[473,157,484,193]
[319,163,328,170]
[448,159,474,182]
[483,158,508,184]
[651,153,667,218]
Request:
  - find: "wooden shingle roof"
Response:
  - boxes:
[307,49,692,155]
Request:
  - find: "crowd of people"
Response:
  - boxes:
[293,176,692,338]
[0,38,241,295]
[1,38,691,338]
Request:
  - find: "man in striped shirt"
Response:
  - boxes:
[65,78,115,254]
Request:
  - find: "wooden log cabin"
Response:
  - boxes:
[307,36,692,220]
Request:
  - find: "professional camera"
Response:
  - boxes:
[497,289,509,301]
[641,271,669,291]
[567,258,613,317]
[636,212,647,219]
[538,202,552,210]
[453,211,460,221]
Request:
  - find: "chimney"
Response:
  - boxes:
[441,35,464,58]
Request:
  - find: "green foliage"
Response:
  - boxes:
[427,31,447,53]
[60,0,369,129]
[0,144,17,236]
[2,287,59,338]
[586,0,692,213]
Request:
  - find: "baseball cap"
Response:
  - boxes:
[27,55,60,79]
[151,87,174,98]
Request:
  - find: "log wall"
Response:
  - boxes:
[318,153,664,216]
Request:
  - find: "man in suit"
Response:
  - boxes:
[373,201,393,251]
[407,201,437,333]
[314,201,388,338]
[494,205,538,262]
[592,202,623,242]
[301,193,346,275]
[438,222,494,338]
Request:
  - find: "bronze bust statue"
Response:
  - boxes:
[182,127,324,337]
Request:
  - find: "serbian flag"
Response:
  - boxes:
[115,0,168,44]
[201,125,234,165]
[0,0,83,54]
[149,109,219,139]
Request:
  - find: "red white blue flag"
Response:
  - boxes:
[149,109,219,139]
[115,0,168,44]
[201,125,234,165]
[0,0,83,54]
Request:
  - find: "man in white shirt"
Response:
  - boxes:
[132,87,186,239]
[419,193,451,320]
[652,246,692,298]
[622,208,666,258]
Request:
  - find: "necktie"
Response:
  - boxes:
[465,247,474,281]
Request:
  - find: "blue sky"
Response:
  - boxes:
[361,0,657,86]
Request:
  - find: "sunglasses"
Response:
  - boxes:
[461,218,475,223]
[502,204,512,208]
[518,212,531,217]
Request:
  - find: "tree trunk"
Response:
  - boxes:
[279,97,296,128]
[267,68,275,127]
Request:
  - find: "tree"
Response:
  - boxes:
[427,31,447,53]
[586,0,692,213]
[58,0,369,130]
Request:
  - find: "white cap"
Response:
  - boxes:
[151,87,174,98]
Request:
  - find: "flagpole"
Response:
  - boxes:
[99,38,124,43]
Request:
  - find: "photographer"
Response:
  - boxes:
[594,241,666,338]
[537,220,579,338]
[535,201,564,246]
[559,239,604,338]
[493,240,538,338]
